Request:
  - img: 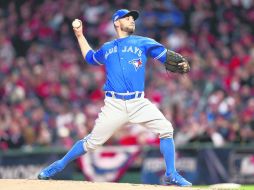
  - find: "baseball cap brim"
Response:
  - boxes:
[123,10,139,20]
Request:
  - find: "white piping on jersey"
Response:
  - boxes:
[154,49,167,60]
[105,91,144,96]
[93,54,103,65]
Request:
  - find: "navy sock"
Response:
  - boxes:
[160,138,176,176]
[59,139,86,168]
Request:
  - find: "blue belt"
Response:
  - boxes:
[105,92,143,100]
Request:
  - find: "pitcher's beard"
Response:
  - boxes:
[127,30,134,35]
[121,26,135,34]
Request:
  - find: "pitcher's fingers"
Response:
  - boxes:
[178,62,187,66]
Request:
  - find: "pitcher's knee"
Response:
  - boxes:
[82,134,104,152]
[159,121,174,139]
[83,141,100,151]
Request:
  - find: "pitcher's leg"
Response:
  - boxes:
[160,138,175,174]
[128,98,173,138]
[128,98,191,186]
[38,97,128,180]
[38,139,86,180]
[83,98,129,151]
[160,138,192,186]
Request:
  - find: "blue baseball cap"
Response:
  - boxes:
[112,9,139,22]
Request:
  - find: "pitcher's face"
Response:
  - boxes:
[118,16,135,34]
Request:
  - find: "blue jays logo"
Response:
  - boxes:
[129,58,142,71]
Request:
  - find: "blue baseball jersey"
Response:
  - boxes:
[85,35,167,93]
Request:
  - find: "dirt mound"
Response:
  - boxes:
[0,179,197,190]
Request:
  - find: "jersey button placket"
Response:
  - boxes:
[121,57,124,70]
[117,41,128,91]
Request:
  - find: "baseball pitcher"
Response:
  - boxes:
[38,9,191,186]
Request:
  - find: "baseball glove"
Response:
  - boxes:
[165,50,190,74]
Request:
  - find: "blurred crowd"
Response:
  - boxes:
[0,0,254,150]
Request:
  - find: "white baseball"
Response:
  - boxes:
[72,19,81,28]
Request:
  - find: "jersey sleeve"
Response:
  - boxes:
[145,38,167,63]
[85,47,104,66]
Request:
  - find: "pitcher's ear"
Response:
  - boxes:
[114,20,120,28]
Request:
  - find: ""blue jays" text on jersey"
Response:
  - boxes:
[85,35,167,93]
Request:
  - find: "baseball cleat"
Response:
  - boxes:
[162,171,192,187]
[37,160,64,180]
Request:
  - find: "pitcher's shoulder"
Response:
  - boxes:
[130,35,155,45]
[131,35,149,40]
[103,40,115,47]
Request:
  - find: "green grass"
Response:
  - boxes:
[240,186,254,190]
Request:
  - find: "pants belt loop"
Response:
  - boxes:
[135,91,138,98]
[111,91,115,98]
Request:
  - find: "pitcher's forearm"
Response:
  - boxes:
[76,35,92,59]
